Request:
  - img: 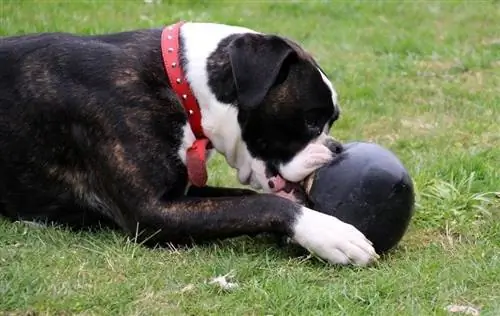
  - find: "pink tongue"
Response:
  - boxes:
[270,178,305,203]
[268,175,287,192]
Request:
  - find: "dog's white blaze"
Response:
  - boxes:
[318,68,340,134]
[318,68,339,111]
[292,206,378,266]
[320,68,340,134]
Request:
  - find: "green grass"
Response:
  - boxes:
[1,0,499,315]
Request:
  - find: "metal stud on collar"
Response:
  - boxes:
[166,26,182,83]
[162,22,208,140]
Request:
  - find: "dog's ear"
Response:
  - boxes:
[228,34,296,109]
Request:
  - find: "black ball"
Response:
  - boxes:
[303,142,415,254]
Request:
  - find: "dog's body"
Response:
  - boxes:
[0,22,378,265]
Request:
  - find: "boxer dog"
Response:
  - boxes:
[0,21,378,266]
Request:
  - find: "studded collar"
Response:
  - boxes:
[161,21,212,187]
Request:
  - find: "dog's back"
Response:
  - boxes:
[0,31,185,229]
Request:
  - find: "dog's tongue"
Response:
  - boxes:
[186,139,210,187]
[273,181,307,204]
[268,175,307,204]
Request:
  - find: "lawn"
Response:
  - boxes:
[1,0,499,315]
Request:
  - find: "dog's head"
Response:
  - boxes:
[206,32,341,192]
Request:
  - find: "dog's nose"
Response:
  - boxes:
[324,137,343,154]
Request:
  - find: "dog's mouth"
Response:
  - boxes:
[238,163,312,195]
[268,174,309,204]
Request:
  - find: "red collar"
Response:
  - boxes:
[161,21,212,187]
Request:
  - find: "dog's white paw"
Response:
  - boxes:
[279,143,334,182]
[292,207,379,266]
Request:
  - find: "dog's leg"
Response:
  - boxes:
[186,186,257,197]
[128,194,292,245]
[97,138,377,266]
[122,194,377,266]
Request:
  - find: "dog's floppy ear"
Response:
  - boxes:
[228,34,296,109]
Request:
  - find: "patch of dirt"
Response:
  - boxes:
[402,115,455,132]
[481,38,500,46]
[402,227,478,252]
[403,228,447,250]
[361,117,400,145]
[416,59,456,72]
[415,56,498,94]
[362,114,457,145]
[400,117,437,132]
[445,304,480,316]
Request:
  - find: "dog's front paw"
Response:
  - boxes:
[279,143,334,182]
[291,207,379,266]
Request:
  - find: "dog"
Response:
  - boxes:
[0,21,378,266]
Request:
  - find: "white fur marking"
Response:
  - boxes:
[292,206,379,266]
[181,23,257,158]
[180,23,276,191]
[318,68,339,112]
[177,123,196,165]
[177,121,215,192]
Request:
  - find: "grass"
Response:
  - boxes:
[1,0,499,315]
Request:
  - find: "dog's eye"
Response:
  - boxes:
[305,123,322,137]
[304,109,325,136]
